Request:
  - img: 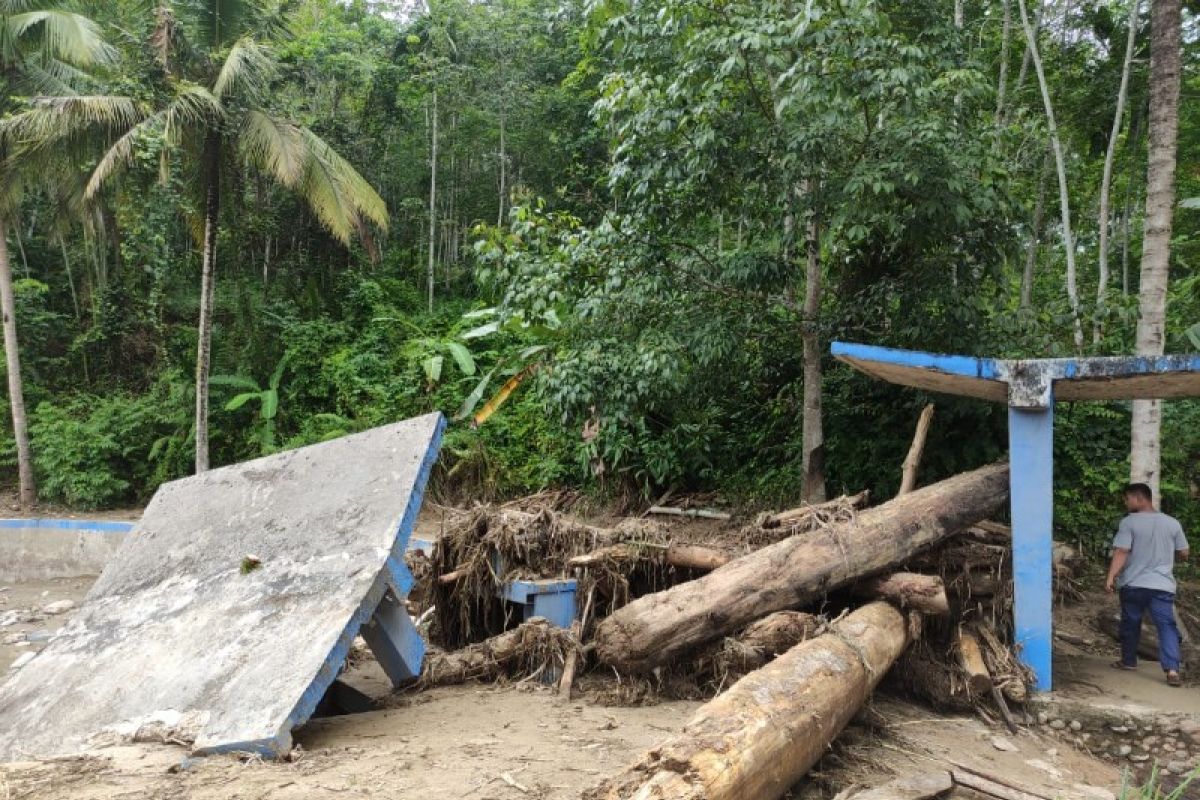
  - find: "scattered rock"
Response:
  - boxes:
[1026,759,1063,780]
[1128,753,1149,763]
[991,736,1018,752]
[1072,785,1116,800]
[1049,719,1066,730]
[1,633,23,645]
[42,600,76,615]
[1110,725,1130,734]
[1037,712,1051,726]
[1069,720,1082,732]
[9,652,34,671]
[1117,744,1132,756]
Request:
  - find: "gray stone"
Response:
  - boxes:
[1110,725,1130,734]
[0,414,444,762]
[1167,760,1190,775]
[1037,712,1051,726]
[1050,719,1066,730]
[41,600,76,616]
[1117,745,1132,756]
[1069,720,1082,732]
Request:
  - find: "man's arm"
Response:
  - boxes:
[1107,548,1130,593]
[1175,523,1189,562]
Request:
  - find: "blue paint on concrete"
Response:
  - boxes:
[1008,404,1055,692]
[0,519,134,533]
[266,412,446,751]
[830,341,1000,380]
[360,588,426,686]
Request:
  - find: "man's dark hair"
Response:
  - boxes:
[1123,482,1153,502]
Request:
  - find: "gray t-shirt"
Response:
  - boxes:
[1113,511,1189,592]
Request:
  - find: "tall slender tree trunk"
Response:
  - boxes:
[801,199,825,503]
[1130,0,1181,502]
[995,0,1012,140]
[1017,0,1083,351]
[427,89,438,314]
[60,237,80,323]
[1095,0,1141,346]
[194,132,221,474]
[0,220,35,507]
[1021,153,1049,310]
[1014,0,1043,104]
[497,105,507,227]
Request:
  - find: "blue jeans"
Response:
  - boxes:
[1119,586,1182,672]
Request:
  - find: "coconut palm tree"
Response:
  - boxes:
[0,1,113,507]
[1,0,389,473]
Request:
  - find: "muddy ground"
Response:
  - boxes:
[0,574,1137,800]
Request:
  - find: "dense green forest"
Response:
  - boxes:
[0,0,1197,555]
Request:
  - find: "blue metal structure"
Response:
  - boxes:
[832,342,1200,691]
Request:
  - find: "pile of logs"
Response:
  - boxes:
[419,459,1045,797]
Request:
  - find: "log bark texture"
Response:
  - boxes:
[855,572,949,615]
[594,464,1008,671]
[956,630,994,696]
[585,602,915,800]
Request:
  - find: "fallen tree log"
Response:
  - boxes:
[702,611,826,677]
[585,602,916,800]
[666,544,731,571]
[593,464,1009,671]
[420,618,569,687]
[956,630,994,696]
[759,490,870,530]
[836,772,954,800]
[567,543,732,571]
[855,572,949,615]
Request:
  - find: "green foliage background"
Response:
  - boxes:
[0,0,1196,561]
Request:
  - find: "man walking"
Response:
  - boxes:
[1106,483,1190,686]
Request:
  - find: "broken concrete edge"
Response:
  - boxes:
[190,413,447,761]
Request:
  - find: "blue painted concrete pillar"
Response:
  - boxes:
[1008,403,1055,691]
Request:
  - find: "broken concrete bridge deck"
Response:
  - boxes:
[0,412,445,762]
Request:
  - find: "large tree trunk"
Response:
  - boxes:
[194,132,221,474]
[593,463,1008,672]
[0,219,35,507]
[1017,0,1083,351]
[1095,0,1141,345]
[1130,0,1181,501]
[800,206,825,502]
[585,602,915,800]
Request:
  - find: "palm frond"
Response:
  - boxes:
[0,95,143,151]
[297,127,389,236]
[240,109,304,185]
[85,112,164,199]
[213,35,273,100]
[7,9,114,66]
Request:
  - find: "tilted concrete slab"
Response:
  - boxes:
[0,413,444,762]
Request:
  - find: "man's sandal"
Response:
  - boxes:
[1110,661,1137,671]
[1167,671,1183,687]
